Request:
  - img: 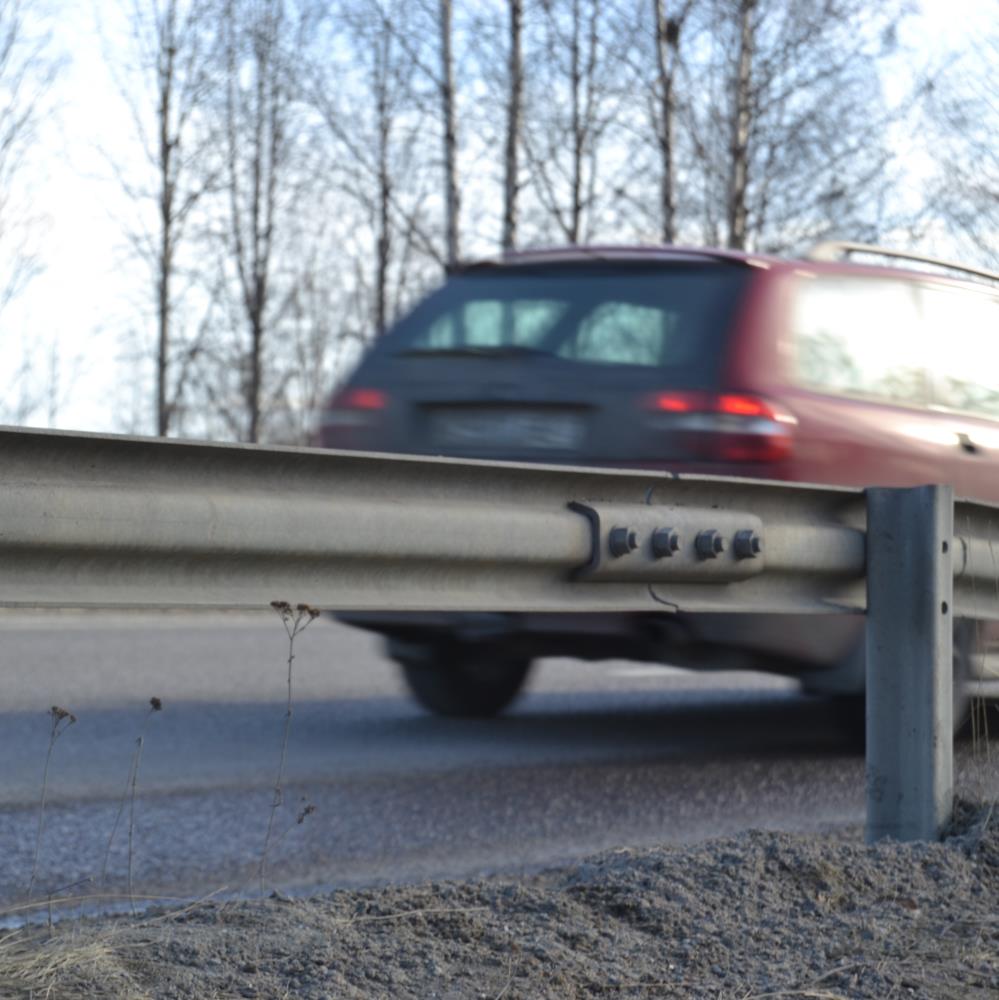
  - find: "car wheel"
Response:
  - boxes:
[952,620,977,735]
[815,621,977,743]
[396,644,532,718]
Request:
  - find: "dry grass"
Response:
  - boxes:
[0,927,148,1000]
[741,992,851,1000]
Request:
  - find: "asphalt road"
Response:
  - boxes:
[1,610,986,920]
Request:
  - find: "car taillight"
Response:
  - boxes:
[641,391,796,463]
[319,387,389,445]
[332,387,387,410]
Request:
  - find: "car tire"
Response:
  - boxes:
[396,644,532,718]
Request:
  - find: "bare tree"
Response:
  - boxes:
[651,0,693,242]
[923,31,999,267]
[215,0,299,442]
[682,0,907,253]
[338,0,462,271]
[725,0,754,249]
[539,0,597,242]
[107,0,219,436]
[372,18,396,335]
[264,244,349,442]
[0,0,57,320]
[400,0,463,267]
[372,30,395,334]
[166,0,354,443]
[457,0,528,251]
[438,0,460,265]
[309,0,441,341]
[520,0,627,244]
[0,1,61,428]
[501,0,523,250]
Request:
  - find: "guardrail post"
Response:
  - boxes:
[865,484,954,842]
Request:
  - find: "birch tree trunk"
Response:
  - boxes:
[726,0,755,250]
[221,0,286,443]
[152,0,185,437]
[155,12,175,437]
[374,27,392,335]
[652,0,688,244]
[501,0,523,251]
[439,0,460,267]
[568,0,583,243]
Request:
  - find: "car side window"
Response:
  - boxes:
[421,300,567,348]
[792,276,928,405]
[921,287,999,419]
[558,302,681,366]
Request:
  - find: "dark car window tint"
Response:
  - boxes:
[792,276,928,404]
[922,287,999,419]
[391,264,748,375]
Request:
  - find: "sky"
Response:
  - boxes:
[1,0,994,436]
[3,1,137,430]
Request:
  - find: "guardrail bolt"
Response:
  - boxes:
[608,526,639,557]
[695,529,726,559]
[733,529,763,559]
[651,527,681,558]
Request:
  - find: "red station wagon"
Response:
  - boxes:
[319,242,999,720]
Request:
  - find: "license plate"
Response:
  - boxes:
[430,409,585,450]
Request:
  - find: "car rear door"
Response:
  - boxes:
[779,271,966,491]
[920,282,999,504]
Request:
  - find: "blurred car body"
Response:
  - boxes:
[319,242,999,716]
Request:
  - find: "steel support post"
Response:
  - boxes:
[865,485,954,842]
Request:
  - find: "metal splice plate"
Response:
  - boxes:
[570,501,766,584]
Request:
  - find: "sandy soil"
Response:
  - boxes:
[2,800,997,999]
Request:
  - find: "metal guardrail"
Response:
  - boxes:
[0,425,873,613]
[2,426,999,844]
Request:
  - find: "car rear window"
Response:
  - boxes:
[386,263,750,377]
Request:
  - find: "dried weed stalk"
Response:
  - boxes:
[27,706,77,902]
[260,796,318,873]
[100,698,163,916]
[44,876,92,934]
[259,601,320,896]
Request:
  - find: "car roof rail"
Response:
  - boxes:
[806,241,999,286]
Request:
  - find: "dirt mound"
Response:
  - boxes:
[3,802,998,999]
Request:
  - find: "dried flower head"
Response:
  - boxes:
[150,697,163,712]
[296,603,321,619]
[50,705,77,724]
[270,600,291,612]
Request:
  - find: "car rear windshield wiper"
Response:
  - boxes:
[395,345,554,359]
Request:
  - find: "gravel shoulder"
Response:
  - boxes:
[3,800,998,1000]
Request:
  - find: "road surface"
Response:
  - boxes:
[3,609,983,919]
